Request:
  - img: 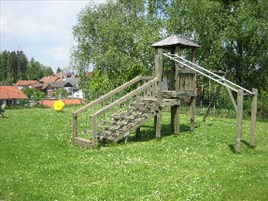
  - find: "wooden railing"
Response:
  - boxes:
[72,76,158,147]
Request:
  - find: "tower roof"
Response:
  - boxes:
[152,35,200,48]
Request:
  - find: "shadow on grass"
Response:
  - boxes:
[228,140,255,154]
[228,144,236,154]
[125,124,192,143]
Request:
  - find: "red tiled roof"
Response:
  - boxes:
[0,86,28,100]
[15,80,37,86]
[41,99,83,108]
[39,76,60,83]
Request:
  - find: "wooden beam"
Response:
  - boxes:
[203,84,222,121]
[170,47,176,131]
[93,77,158,117]
[190,48,196,132]
[226,86,237,112]
[162,90,196,98]
[174,45,180,134]
[155,48,163,138]
[72,113,78,138]
[73,76,142,115]
[190,96,196,132]
[73,137,94,148]
[91,115,97,147]
[236,89,244,153]
[250,88,258,147]
[161,99,180,107]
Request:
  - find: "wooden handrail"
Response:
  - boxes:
[73,76,142,115]
[92,77,158,117]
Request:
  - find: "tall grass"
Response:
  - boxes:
[1,107,268,200]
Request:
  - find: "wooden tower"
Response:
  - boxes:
[151,35,200,137]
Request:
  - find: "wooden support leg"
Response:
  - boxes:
[136,127,141,140]
[236,89,244,153]
[190,96,196,132]
[250,88,258,147]
[72,113,78,138]
[203,84,222,121]
[155,111,162,138]
[174,105,180,134]
[170,106,175,132]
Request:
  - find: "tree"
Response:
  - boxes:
[26,58,43,80]
[56,67,61,73]
[42,66,54,77]
[72,0,166,100]
[0,51,9,85]
[16,50,28,80]
[72,0,268,107]
[6,51,18,84]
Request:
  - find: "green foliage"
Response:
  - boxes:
[0,50,54,85]
[1,107,268,200]
[56,67,61,73]
[72,0,268,114]
[258,90,268,118]
[26,58,44,80]
[41,66,54,77]
[72,0,165,99]
[85,70,112,100]
[23,87,45,101]
[54,88,70,99]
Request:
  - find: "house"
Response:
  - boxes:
[15,80,37,90]
[0,86,28,106]
[39,76,60,83]
[41,81,74,98]
[72,90,83,99]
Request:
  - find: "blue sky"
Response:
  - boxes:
[0,0,106,72]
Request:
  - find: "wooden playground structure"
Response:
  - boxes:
[72,35,258,153]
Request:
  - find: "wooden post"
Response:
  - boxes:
[136,127,141,140]
[154,48,163,138]
[250,88,258,147]
[190,48,196,132]
[236,89,244,153]
[72,113,78,138]
[91,115,97,147]
[226,86,237,112]
[190,97,196,132]
[170,48,176,131]
[174,46,180,134]
[203,83,222,121]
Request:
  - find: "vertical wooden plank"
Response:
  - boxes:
[226,86,238,112]
[190,48,196,132]
[170,47,176,131]
[72,113,78,138]
[236,89,244,153]
[136,127,141,140]
[155,48,163,138]
[91,115,97,147]
[250,88,258,147]
[203,84,222,121]
[174,45,180,134]
[170,107,175,131]
[190,97,196,132]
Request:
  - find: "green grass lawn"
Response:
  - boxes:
[1,106,268,200]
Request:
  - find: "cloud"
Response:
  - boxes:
[0,0,107,72]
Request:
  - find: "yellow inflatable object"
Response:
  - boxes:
[53,100,65,111]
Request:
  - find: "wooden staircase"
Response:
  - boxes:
[72,76,159,148]
[97,99,157,142]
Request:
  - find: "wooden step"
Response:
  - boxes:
[73,137,95,148]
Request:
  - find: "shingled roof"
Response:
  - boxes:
[152,35,200,48]
[15,80,37,86]
[0,86,28,100]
